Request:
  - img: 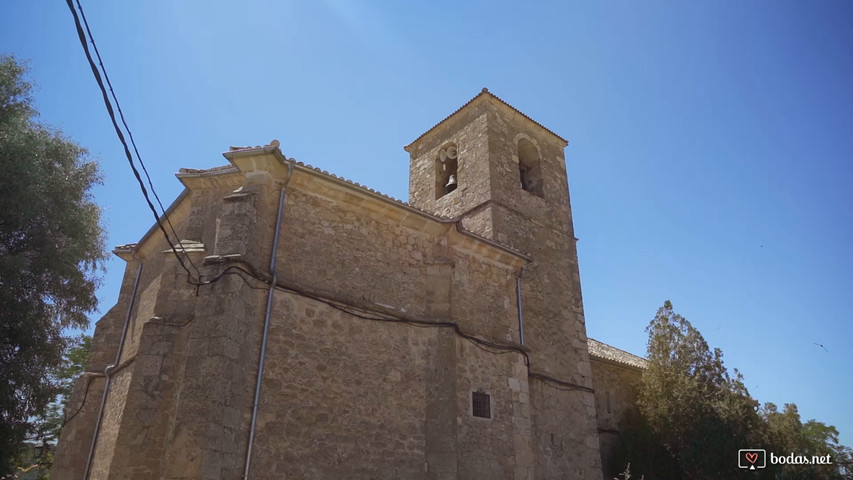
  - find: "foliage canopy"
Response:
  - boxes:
[614,300,851,479]
[0,55,106,476]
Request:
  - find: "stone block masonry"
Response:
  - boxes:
[53,90,647,479]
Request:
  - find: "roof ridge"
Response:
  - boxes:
[405,88,568,150]
[179,164,237,174]
[588,337,645,358]
[587,337,648,369]
[291,160,414,211]
[177,153,530,259]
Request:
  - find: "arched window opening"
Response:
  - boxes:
[518,138,543,197]
[436,143,458,199]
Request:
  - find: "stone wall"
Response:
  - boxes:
[454,340,532,479]
[52,257,140,479]
[408,106,492,221]
[241,159,531,478]
[407,92,603,479]
[56,146,536,478]
[251,291,435,478]
[589,359,643,477]
[53,91,629,479]
[276,184,449,321]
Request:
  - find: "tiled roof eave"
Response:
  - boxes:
[589,353,647,372]
[177,165,239,176]
[587,338,648,370]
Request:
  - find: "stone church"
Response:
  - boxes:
[53,89,646,480]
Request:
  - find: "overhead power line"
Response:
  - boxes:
[65,0,596,404]
[66,0,202,282]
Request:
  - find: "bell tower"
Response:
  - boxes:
[406,89,603,479]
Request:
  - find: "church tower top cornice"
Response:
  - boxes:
[404,88,568,153]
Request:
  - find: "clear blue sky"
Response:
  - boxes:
[3,1,852,448]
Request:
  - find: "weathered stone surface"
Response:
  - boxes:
[407,91,603,479]
[590,357,645,477]
[54,91,644,480]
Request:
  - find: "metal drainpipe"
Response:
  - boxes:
[243,159,294,480]
[83,250,143,480]
[516,264,527,346]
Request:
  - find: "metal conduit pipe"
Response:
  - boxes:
[83,250,143,480]
[243,158,294,479]
[516,264,527,346]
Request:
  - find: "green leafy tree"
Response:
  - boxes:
[615,301,763,478]
[617,301,850,479]
[636,300,761,478]
[759,402,852,480]
[13,336,91,479]
[0,55,106,477]
[610,406,676,479]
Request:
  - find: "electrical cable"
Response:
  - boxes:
[66,0,202,284]
[203,261,597,394]
[73,0,198,280]
[61,259,593,434]
[62,373,101,427]
[529,373,595,394]
[66,0,592,400]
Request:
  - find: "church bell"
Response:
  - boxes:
[445,174,457,193]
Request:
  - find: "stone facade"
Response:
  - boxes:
[587,340,647,477]
[53,89,645,480]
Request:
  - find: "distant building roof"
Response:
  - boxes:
[588,338,648,370]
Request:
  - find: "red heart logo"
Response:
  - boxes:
[745,452,758,464]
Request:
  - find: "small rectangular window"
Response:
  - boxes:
[472,391,491,418]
